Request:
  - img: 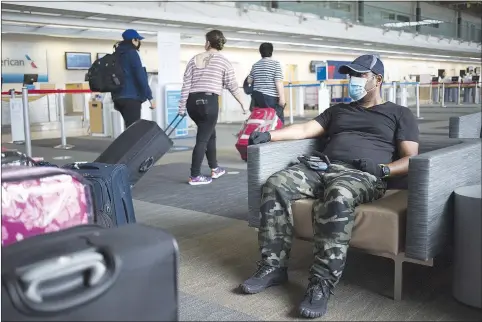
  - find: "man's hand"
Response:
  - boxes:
[149,100,156,109]
[249,131,271,145]
[353,158,383,178]
[178,108,187,116]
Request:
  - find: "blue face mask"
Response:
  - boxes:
[348,76,369,101]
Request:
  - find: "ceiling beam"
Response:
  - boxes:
[3,25,481,64]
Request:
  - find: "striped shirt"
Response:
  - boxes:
[249,58,283,97]
[179,52,240,110]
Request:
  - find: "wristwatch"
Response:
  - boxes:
[379,164,391,178]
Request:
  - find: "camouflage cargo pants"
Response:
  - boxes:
[258,162,386,287]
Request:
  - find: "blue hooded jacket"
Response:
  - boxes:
[112,41,153,102]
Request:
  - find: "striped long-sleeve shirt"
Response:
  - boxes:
[178,52,241,110]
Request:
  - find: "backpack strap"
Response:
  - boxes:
[113,41,121,51]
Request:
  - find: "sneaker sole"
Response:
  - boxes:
[299,307,327,319]
[239,278,287,294]
[211,171,226,179]
[188,180,212,186]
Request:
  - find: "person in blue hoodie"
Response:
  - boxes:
[112,29,154,128]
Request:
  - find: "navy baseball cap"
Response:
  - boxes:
[338,54,384,77]
[122,29,145,41]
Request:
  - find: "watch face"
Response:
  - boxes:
[382,165,390,176]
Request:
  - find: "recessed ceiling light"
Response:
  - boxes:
[30,11,61,16]
[86,16,107,21]
[238,31,260,35]
[364,43,372,45]
[310,37,324,41]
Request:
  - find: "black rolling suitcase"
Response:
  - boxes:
[95,116,185,186]
[2,224,179,321]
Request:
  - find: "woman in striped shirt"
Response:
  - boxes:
[178,30,247,185]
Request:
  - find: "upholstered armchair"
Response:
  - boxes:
[247,137,481,300]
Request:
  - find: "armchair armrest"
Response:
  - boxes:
[449,112,481,138]
[247,139,318,227]
[405,139,481,261]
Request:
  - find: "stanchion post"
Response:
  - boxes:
[415,82,423,119]
[457,81,461,105]
[392,81,397,103]
[428,83,432,104]
[21,87,32,157]
[54,91,74,150]
[440,82,445,107]
[289,83,294,124]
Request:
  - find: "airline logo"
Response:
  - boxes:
[25,54,38,68]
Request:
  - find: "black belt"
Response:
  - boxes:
[194,92,216,96]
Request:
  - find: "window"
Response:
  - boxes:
[396,15,410,23]
[381,11,396,20]
[328,2,352,12]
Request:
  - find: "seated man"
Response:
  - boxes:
[240,55,419,318]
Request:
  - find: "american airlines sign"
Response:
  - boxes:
[1,55,38,68]
[1,43,48,83]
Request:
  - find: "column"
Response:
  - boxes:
[156,31,181,129]
[357,1,364,23]
[457,11,462,39]
[415,2,421,33]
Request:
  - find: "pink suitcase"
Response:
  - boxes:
[1,166,94,247]
[235,107,283,161]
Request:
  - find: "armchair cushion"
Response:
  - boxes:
[292,190,408,256]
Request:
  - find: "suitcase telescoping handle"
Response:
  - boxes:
[8,248,118,313]
[165,114,186,137]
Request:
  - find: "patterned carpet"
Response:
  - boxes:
[133,198,482,321]
[132,163,249,221]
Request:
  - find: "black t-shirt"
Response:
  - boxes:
[314,102,419,165]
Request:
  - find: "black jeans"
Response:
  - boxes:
[114,98,142,128]
[186,92,219,177]
[252,91,285,124]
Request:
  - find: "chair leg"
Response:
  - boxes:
[393,254,403,301]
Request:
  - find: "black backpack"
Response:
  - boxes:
[86,44,124,93]
[243,76,253,95]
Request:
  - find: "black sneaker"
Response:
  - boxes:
[240,261,288,294]
[299,278,334,319]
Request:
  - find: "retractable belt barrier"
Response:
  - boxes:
[1,88,94,156]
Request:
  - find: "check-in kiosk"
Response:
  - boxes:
[449,76,461,104]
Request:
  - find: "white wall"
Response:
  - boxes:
[1,34,478,92]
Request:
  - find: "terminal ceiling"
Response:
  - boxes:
[1,1,481,64]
